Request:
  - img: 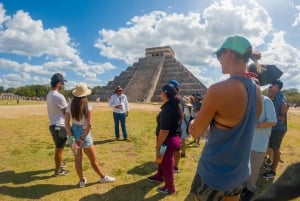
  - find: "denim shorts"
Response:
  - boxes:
[71,124,93,148]
[49,125,67,148]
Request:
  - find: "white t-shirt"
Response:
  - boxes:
[46,90,68,126]
[66,103,93,126]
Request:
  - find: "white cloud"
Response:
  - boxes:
[292,5,300,27]
[261,31,300,90]
[94,0,275,88]
[0,4,117,89]
[1,1,300,91]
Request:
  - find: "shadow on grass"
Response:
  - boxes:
[127,161,157,176]
[0,184,74,199]
[0,169,75,199]
[0,169,53,184]
[93,139,116,145]
[79,178,167,201]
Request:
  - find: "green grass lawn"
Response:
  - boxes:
[0,103,299,201]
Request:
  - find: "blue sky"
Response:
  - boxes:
[0,0,300,91]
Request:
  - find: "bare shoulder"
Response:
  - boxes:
[209,79,244,96]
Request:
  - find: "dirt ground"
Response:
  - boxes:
[0,102,162,118]
[1,102,299,118]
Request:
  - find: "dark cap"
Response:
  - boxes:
[271,79,283,90]
[161,84,176,98]
[51,73,66,87]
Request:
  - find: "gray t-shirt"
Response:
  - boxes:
[46,90,67,126]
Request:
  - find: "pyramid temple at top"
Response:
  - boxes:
[97,46,207,102]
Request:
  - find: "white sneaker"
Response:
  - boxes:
[79,177,87,188]
[99,175,116,183]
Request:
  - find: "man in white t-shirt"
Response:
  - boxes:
[46,73,69,176]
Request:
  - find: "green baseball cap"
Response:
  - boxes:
[214,35,251,55]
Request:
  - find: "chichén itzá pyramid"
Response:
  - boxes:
[96,46,207,102]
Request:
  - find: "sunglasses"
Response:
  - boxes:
[216,48,227,58]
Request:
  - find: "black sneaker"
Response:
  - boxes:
[54,169,69,176]
[264,158,273,165]
[262,171,276,179]
[240,188,255,201]
[263,163,272,171]
[60,161,67,168]
[157,187,175,194]
[173,167,180,173]
[147,176,163,183]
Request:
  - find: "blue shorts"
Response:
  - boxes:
[71,124,93,148]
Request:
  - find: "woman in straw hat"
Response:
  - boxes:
[189,35,262,201]
[65,82,116,188]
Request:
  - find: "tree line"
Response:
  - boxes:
[0,85,102,99]
[0,85,299,105]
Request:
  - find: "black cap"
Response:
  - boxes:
[161,84,176,98]
[271,79,283,90]
[51,73,66,87]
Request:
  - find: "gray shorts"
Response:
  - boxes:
[191,173,243,201]
[269,130,286,150]
[49,125,67,148]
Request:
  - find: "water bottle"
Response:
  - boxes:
[157,144,167,163]
[69,136,78,155]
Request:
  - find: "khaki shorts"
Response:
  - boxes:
[191,173,243,201]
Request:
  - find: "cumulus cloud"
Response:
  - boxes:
[261,31,300,90]
[0,3,117,89]
[94,0,274,87]
[1,0,300,91]
[292,5,300,27]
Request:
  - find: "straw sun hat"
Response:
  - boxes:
[72,82,92,97]
[115,85,123,92]
[183,96,193,107]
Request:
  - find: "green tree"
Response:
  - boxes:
[92,86,102,95]
[31,85,49,98]
[0,86,4,93]
[16,86,36,97]
[5,87,16,93]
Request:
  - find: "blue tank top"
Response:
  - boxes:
[197,76,257,191]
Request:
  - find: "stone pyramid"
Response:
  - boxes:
[97,46,207,102]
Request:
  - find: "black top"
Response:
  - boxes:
[156,100,181,137]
